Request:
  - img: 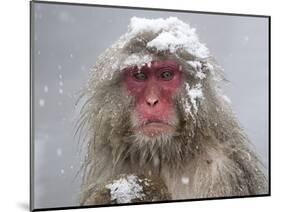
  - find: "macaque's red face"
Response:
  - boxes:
[122,60,183,138]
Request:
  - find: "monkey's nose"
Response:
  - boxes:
[146,97,159,107]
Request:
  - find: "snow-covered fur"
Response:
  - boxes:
[77,17,268,205]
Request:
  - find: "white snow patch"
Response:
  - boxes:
[205,63,214,72]
[39,99,45,107]
[121,54,153,70]
[185,83,204,113]
[60,169,65,175]
[195,71,206,79]
[111,61,119,70]
[187,61,206,79]
[183,98,192,115]
[105,175,144,203]
[181,176,189,185]
[128,17,209,58]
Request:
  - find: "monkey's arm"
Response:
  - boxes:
[83,174,171,205]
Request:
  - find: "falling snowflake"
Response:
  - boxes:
[44,85,48,93]
[181,176,190,185]
[59,81,64,86]
[56,148,62,157]
[59,88,64,94]
[39,99,45,107]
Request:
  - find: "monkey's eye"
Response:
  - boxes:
[160,70,174,81]
[133,72,147,81]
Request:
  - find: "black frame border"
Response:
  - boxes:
[30,1,271,211]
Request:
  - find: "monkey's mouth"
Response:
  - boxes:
[135,119,175,138]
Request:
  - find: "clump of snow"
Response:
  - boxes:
[121,54,153,70]
[185,83,204,113]
[128,17,209,58]
[183,98,192,116]
[181,176,189,185]
[105,175,144,203]
[195,71,206,80]
[60,169,65,175]
[186,60,206,79]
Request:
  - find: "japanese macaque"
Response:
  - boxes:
[77,17,268,205]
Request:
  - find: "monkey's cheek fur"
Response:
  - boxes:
[135,122,175,138]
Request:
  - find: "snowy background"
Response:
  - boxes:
[32,2,269,209]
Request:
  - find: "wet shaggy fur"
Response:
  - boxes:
[77,30,268,205]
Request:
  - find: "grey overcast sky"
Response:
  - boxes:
[32,2,269,209]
